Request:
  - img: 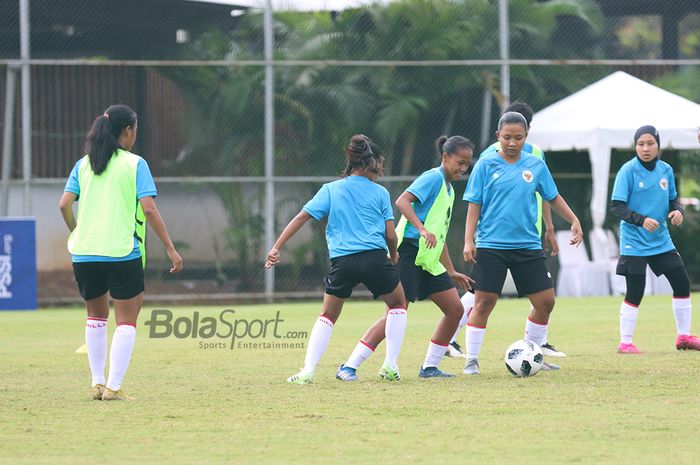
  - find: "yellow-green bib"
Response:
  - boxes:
[68,149,146,265]
[397,170,455,276]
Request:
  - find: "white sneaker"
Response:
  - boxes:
[445,341,467,359]
[541,361,560,371]
[541,342,566,357]
[463,357,480,375]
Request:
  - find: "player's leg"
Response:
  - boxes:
[84,292,109,399]
[445,292,473,358]
[657,258,699,350]
[616,256,646,354]
[419,286,463,378]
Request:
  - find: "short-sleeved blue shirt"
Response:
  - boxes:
[464,153,558,250]
[303,175,394,259]
[611,157,676,256]
[403,166,449,240]
[64,156,157,262]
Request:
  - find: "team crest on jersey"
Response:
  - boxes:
[522,170,533,183]
[638,181,644,188]
[659,178,668,190]
[493,172,500,179]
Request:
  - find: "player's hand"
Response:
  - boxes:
[420,228,437,249]
[545,229,559,256]
[668,210,683,226]
[389,250,400,265]
[463,241,477,263]
[265,248,280,268]
[168,248,183,273]
[642,217,659,232]
[449,270,475,291]
[569,221,583,247]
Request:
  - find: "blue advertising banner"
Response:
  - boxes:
[0,218,37,310]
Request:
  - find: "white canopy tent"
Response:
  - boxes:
[529,71,700,260]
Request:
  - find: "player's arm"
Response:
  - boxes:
[463,202,480,263]
[265,211,312,268]
[548,195,582,246]
[385,220,399,264]
[59,192,77,232]
[395,191,436,248]
[140,196,183,273]
[542,201,559,256]
[441,244,473,290]
[668,197,684,226]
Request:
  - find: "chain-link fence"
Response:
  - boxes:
[1,0,699,303]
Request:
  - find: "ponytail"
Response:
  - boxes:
[84,104,137,175]
[342,134,385,177]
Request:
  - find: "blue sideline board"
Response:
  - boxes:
[0,218,37,310]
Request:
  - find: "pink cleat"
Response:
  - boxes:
[675,334,700,351]
[617,342,643,354]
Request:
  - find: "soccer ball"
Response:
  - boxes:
[504,339,544,377]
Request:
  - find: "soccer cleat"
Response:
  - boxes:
[101,388,130,401]
[335,364,359,382]
[379,364,401,381]
[540,361,561,371]
[617,342,643,354]
[91,384,105,400]
[445,341,467,359]
[287,371,313,385]
[675,334,700,351]
[463,357,480,375]
[541,342,566,357]
[419,366,455,378]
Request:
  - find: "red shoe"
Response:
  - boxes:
[617,342,643,354]
[675,334,700,351]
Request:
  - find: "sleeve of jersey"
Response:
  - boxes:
[406,170,440,204]
[463,161,484,204]
[537,164,558,201]
[381,188,394,222]
[303,184,331,221]
[610,167,630,202]
[136,159,158,199]
[64,159,82,195]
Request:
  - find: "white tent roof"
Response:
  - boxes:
[191,0,391,12]
[529,71,700,151]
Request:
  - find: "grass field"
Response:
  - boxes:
[1,294,699,465]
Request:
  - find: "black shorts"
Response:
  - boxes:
[73,258,144,301]
[398,241,455,302]
[471,248,553,297]
[616,250,685,277]
[325,249,400,299]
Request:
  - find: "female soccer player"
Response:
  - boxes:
[265,135,407,384]
[335,135,473,380]
[462,112,582,375]
[611,125,699,353]
[59,104,183,400]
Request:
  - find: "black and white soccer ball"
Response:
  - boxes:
[504,339,544,377]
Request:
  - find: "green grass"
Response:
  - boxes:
[1,294,699,465]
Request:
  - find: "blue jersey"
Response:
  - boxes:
[611,157,676,256]
[403,166,450,240]
[464,152,558,250]
[64,156,157,262]
[303,175,394,259]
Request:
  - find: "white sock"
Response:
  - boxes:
[345,340,375,369]
[526,305,550,345]
[301,316,334,375]
[106,324,136,391]
[384,308,407,369]
[451,293,473,343]
[619,301,639,344]
[85,317,108,386]
[422,340,448,369]
[466,324,486,359]
[672,297,692,336]
[524,317,548,347]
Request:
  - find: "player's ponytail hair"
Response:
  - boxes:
[342,134,385,177]
[84,104,137,175]
[435,135,474,157]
